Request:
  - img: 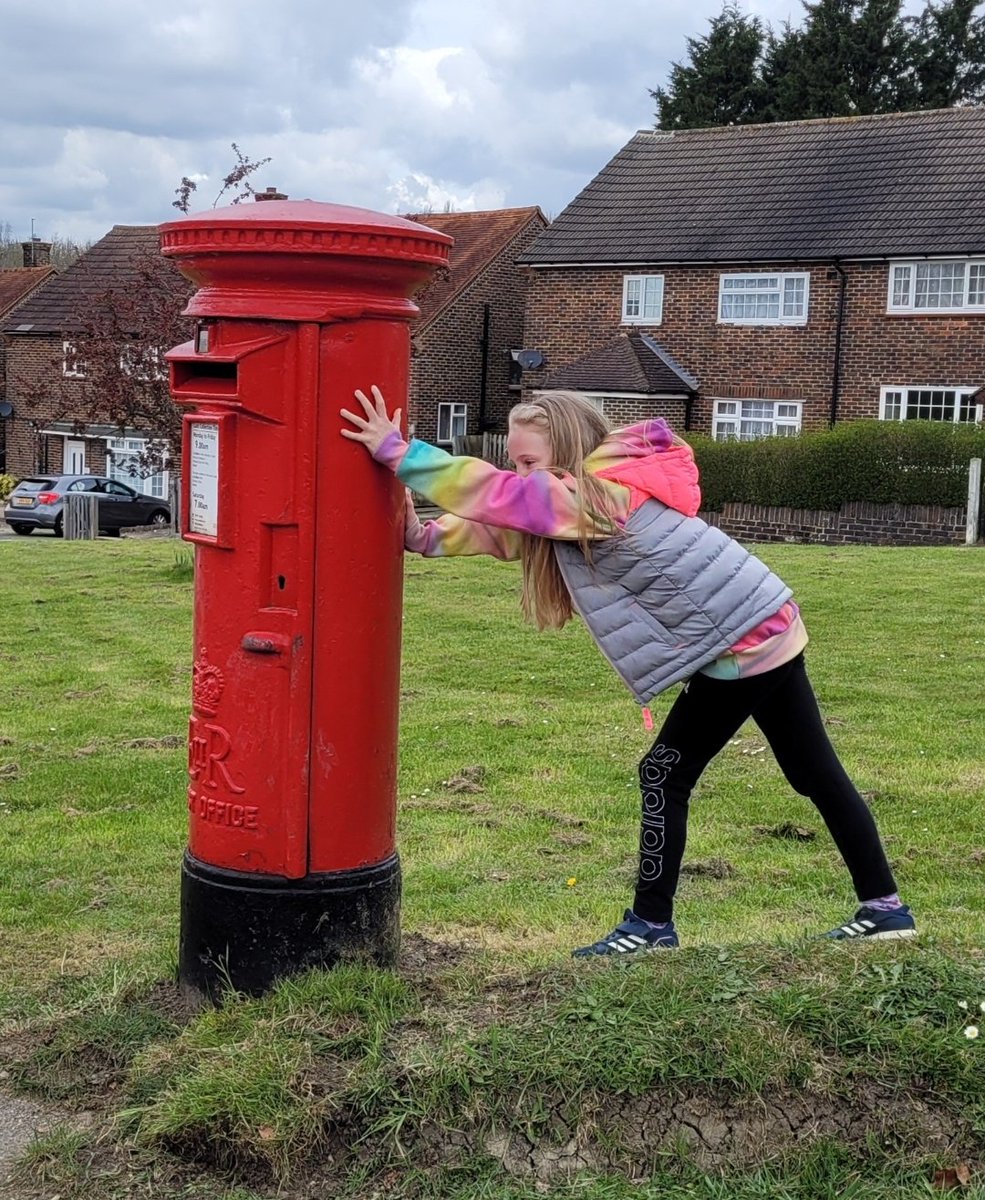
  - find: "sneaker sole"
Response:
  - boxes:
[865,928,917,941]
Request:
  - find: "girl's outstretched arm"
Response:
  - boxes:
[341,389,521,558]
[342,386,619,541]
[404,495,521,560]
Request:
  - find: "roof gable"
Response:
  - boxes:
[406,207,545,325]
[1,226,166,334]
[523,107,985,266]
[0,266,57,319]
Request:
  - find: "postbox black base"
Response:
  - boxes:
[178,850,401,1005]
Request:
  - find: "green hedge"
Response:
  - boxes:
[0,474,17,502]
[687,421,985,512]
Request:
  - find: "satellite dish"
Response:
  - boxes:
[0,402,13,418]
[515,349,544,370]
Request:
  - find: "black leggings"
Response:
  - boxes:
[634,653,897,923]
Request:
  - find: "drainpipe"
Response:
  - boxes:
[684,390,695,433]
[478,303,490,432]
[829,262,848,426]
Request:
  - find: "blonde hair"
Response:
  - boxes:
[508,391,622,630]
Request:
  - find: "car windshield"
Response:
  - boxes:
[16,480,56,493]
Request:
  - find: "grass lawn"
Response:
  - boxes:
[0,535,983,1199]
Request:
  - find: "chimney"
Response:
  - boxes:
[254,187,288,202]
[22,238,52,267]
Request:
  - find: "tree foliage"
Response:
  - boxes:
[0,222,90,269]
[23,145,272,472]
[653,6,767,130]
[653,0,985,128]
[18,245,193,475]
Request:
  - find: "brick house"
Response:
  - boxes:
[405,207,547,446]
[0,240,58,472]
[518,107,985,439]
[0,224,181,498]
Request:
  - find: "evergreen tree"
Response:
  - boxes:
[758,23,811,122]
[792,0,914,117]
[652,0,985,128]
[652,4,767,129]
[905,0,985,106]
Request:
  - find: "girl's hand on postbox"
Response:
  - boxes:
[340,385,403,456]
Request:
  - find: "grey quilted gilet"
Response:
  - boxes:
[553,499,792,704]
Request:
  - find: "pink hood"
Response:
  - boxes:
[586,418,702,518]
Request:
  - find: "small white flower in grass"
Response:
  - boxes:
[980,1000,985,1014]
[959,1000,969,1010]
[965,1026,979,1039]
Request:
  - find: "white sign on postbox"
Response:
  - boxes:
[189,422,220,538]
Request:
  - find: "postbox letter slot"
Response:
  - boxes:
[172,360,239,396]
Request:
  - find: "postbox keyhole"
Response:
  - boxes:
[277,575,286,590]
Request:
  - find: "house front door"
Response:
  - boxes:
[63,439,86,474]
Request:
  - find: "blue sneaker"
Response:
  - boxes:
[572,910,679,958]
[824,904,917,941]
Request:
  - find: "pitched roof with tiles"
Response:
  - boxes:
[1,225,165,334]
[544,332,698,396]
[522,107,985,266]
[0,266,57,319]
[406,207,546,326]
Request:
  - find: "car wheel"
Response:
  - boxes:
[11,524,33,536]
[53,516,64,537]
[148,510,170,527]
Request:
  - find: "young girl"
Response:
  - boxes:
[340,386,915,955]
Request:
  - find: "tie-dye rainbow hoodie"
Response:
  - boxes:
[372,419,806,678]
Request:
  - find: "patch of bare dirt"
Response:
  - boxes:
[475,1083,974,1182]
[680,857,736,878]
[443,765,486,794]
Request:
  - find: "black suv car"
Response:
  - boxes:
[4,475,171,536]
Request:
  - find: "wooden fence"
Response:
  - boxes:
[451,432,510,467]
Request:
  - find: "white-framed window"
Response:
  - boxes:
[718,273,810,325]
[713,399,803,441]
[62,340,86,378]
[887,259,985,314]
[437,402,468,447]
[622,274,664,324]
[106,437,170,498]
[119,344,166,381]
[879,386,982,424]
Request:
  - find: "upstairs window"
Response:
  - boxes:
[62,340,87,378]
[622,274,664,324]
[880,386,982,424]
[718,273,809,326]
[713,399,803,441]
[888,260,985,314]
[119,344,165,381]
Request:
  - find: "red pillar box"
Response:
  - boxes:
[159,199,451,1003]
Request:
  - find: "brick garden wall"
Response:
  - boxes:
[521,261,985,436]
[703,499,970,546]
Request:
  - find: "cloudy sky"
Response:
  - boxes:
[1,0,926,247]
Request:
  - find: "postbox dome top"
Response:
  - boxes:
[158,199,453,322]
[159,199,453,265]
